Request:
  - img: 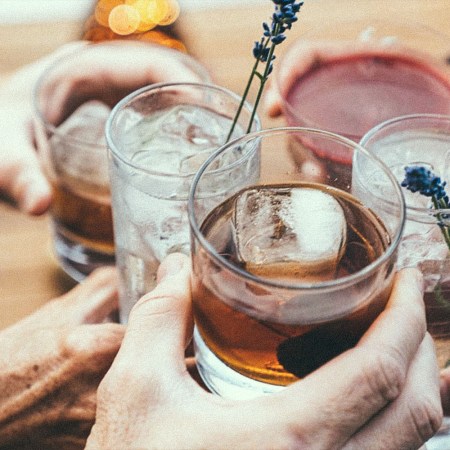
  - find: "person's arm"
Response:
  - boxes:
[0,268,124,450]
[86,253,442,450]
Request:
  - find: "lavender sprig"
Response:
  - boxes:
[226,0,304,141]
[401,165,450,248]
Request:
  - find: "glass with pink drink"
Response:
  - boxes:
[273,20,450,184]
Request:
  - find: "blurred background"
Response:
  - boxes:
[0,0,448,82]
[0,0,268,76]
[0,0,266,23]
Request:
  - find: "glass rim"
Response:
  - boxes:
[33,42,211,148]
[276,18,450,139]
[360,113,450,220]
[279,52,450,139]
[105,81,261,179]
[188,126,406,291]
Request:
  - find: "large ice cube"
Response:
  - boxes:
[234,186,347,281]
[51,100,111,186]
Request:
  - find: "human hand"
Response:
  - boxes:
[36,40,210,127]
[86,254,441,450]
[0,41,209,215]
[0,43,85,215]
[262,39,438,120]
[0,268,124,450]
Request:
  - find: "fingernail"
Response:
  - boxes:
[159,254,186,280]
[22,178,52,215]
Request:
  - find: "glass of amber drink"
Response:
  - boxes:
[34,43,209,281]
[188,127,405,399]
[34,49,115,281]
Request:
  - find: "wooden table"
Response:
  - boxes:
[1,0,449,329]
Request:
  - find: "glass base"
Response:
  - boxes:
[193,327,285,400]
[425,417,450,449]
[53,227,115,282]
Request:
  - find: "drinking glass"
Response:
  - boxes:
[275,19,450,143]
[106,82,260,323]
[359,114,450,444]
[188,127,405,399]
[34,42,209,281]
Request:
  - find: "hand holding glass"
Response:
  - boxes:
[188,127,405,399]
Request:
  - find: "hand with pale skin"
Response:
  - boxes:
[86,253,442,450]
[262,39,443,120]
[0,268,124,450]
[0,40,209,215]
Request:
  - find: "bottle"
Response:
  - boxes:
[82,0,186,52]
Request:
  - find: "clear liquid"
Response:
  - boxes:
[111,104,252,322]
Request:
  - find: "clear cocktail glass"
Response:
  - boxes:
[106,82,260,323]
[188,126,405,399]
[359,113,450,445]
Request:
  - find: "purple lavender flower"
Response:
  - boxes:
[227,0,304,141]
[401,166,449,204]
[402,165,450,248]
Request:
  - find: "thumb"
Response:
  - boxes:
[263,78,284,118]
[0,107,51,215]
[118,253,193,383]
[0,47,90,214]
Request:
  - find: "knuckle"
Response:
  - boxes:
[62,326,122,365]
[130,293,178,320]
[408,397,443,443]
[284,430,315,450]
[361,350,406,402]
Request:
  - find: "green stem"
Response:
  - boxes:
[433,196,450,249]
[246,40,277,134]
[226,56,261,143]
[227,21,281,141]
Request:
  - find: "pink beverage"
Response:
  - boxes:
[278,44,450,183]
[284,52,450,146]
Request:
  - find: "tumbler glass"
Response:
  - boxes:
[275,19,450,144]
[106,82,260,323]
[359,114,450,445]
[188,127,405,399]
[34,42,209,281]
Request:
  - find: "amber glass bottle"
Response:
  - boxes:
[82,0,186,52]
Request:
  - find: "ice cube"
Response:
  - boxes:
[56,100,110,143]
[161,104,239,148]
[142,213,191,262]
[51,100,111,186]
[398,220,448,270]
[123,105,239,175]
[234,186,347,281]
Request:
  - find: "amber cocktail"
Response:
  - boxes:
[188,127,405,399]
